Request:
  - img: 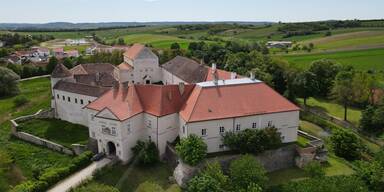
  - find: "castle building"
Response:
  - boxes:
[50,44,299,162]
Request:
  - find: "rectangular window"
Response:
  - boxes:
[75,98,78,104]
[252,122,257,129]
[127,124,131,135]
[111,127,116,136]
[236,124,241,131]
[57,94,59,99]
[219,126,225,133]
[219,144,225,149]
[80,99,84,104]
[62,95,65,100]
[182,125,185,134]
[202,129,207,136]
[67,97,71,102]
[268,121,273,127]
[147,120,152,128]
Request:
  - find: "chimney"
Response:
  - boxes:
[178,82,185,95]
[230,72,237,80]
[211,63,218,85]
[250,72,255,80]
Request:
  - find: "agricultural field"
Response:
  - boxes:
[282,48,384,71]
[106,34,194,49]
[300,30,384,51]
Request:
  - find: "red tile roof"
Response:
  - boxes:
[86,84,195,121]
[205,68,236,81]
[179,82,300,123]
[118,62,133,70]
[123,44,145,60]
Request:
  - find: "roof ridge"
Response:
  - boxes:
[185,86,202,122]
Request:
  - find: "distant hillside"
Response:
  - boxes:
[0,21,272,31]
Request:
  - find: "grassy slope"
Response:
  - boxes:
[300,30,384,50]
[298,98,362,126]
[282,48,384,71]
[94,163,173,192]
[18,118,89,148]
[0,77,74,190]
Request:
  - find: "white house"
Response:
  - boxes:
[50,43,300,163]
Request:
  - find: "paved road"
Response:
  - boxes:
[48,158,111,192]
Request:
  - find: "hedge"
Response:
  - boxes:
[11,151,93,192]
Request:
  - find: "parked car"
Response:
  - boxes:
[91,152,105,161]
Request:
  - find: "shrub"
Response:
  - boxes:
[135,181,165,192]
[11,151,92,192]
[176,134,207,166]
[229,155,267,190]
[132,140,159,165]
[13,95,29,107]
[222,127,282,154]
[279,175,368,192]
[0,66,20,96]
[330,130,363,160]
[187,174,221,192]
[356,160,384,191]
[201,161,229,191]
[303,161,325,178]
[72,182,119,192]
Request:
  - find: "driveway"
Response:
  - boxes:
[48,158,111,192]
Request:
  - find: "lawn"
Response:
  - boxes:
[94,162,174,192]
[282,48,384,71]
[298,97,362,126]
[0,77,77,191]
[267,156,355,186]
[299,120,330,139]
[18,118,89,148]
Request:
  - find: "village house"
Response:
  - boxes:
[266,41,293,48]
[50,43,300,163]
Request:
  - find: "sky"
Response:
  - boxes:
[1,0,383,23]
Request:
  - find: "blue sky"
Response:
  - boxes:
[1,0,383,23]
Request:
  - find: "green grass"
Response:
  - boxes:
[109,34,193,49]
[301,30,384,51]
[94,162,173,192]
[0,77,78,190]
[298,97,362,126]
[297,135,310,147]
[267,167,308,186]
[18,118,89,148]
[324,156,355,176]
[299,121,329,139]
[282,48,384,71]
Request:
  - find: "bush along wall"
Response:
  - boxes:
[11,151,93,192]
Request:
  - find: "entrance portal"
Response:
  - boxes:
[107,141,116,156]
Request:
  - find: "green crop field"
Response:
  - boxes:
[282,48,384,71]
[108,34,194,49]
[300,30,384,51]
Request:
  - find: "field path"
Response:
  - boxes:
[48,158,111,192]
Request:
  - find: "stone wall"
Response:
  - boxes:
[10,109,81,156]
[173,144,297,187]
[13,131,74,155]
